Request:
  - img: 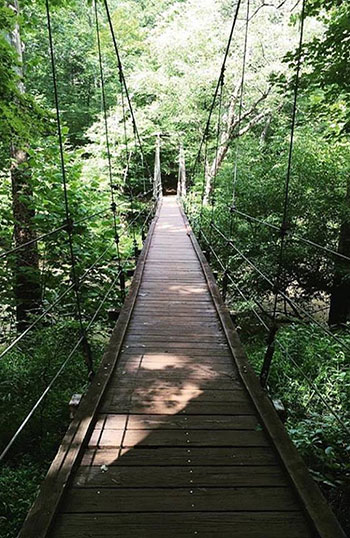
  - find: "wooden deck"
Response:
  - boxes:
[20,196,345,538]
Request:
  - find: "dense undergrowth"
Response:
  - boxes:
[241,321,350,533]
[0,321,111,538]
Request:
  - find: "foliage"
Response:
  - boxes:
[1,0,350,535]
[243,323,350,530]
[0,460,45,538]
[0,320,110,538]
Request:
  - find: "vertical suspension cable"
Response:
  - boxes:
[191,0,242,181]
[208,74,225,264]
[231,0,250,211]
[120,78,130,182]
[94,0,125,299]
[119,77,137,257]
[103,0,152,184]
[260,0,306,387]
[210,73,225,224]
[192,0,242,244]
[198,132,210,239]
[45,0,93,378]
[223,0,250,300]
[103,0,140,257]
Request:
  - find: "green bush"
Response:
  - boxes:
[0,321,109,538]
[243,322,350,532]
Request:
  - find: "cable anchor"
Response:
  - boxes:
[280,220,291,238]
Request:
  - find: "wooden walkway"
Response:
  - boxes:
[20,196,345,538]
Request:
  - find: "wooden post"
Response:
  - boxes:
[153,133,162,199]
[177,141,186,198]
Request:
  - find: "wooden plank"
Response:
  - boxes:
[81,446,280,467]
[95,413,259,430]
[90,429,269,448]
[123,334,226,343]
[103,388,248,403]
[51,512,314,538]
[100,401,255,415]
[135,359,234,371]
[113,368,238,384]
[131,315,220,323]
[109,378,240,390]
[73,464,287,487]
[121,347,231,356]
[61,486,299,513]
[134,300,214,306]
[132,310,219,316]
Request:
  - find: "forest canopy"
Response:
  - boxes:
[0,0,350,536]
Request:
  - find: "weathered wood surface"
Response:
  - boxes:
[21,196,345,538]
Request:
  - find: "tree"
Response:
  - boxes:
[203,85,270,204]
[301,0,350,324]
[7,0,41,331]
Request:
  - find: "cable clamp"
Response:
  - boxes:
[272,283,280,295]
[72,279,80,292]
[64,218,74,234]
[280,220,290,237]
[115,232,119,245]
[111,201,116,213]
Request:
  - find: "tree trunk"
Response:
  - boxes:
[203,159,211,206]
[260,114,272,145]
[8,0,41,331]
[328,179,350,326]
[177,141,186,198]
[203,86,270,204]
[153,133,162,199]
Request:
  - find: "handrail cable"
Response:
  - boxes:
[0,237,116,360]
[0,262,126,463]
[94,0,123,271]
[199,231,350,436]
[103,0,152,182]
[200,227,269,318]
[229,205,350,263]
[0,197,154,362]
[209,220,350,358]
[0,225,66,260]
[0,206,115,261]
[46,0,93,377]
[229,273,350,436]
